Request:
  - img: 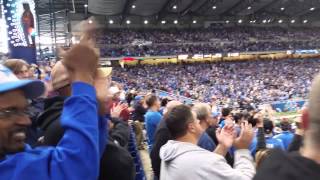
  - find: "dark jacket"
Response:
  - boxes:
[131,103,147,122]
[37,96,135,180]
[254,149,320,180]
[206,126,234,166]
[26,98,45,146]
[288,134,303,152]
[150,120,172,178]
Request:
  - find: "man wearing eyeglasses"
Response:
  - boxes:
[0,39,107,179]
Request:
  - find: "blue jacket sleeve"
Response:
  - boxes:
[51,82,100,180]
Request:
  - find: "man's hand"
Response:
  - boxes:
[214,124,235,156]
[233,121,254,150]
[216,124,235,148]
[110,103,127,119]
[60,19,99,85]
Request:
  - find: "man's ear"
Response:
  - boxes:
[302,109,309,130]
[188,122,196,134]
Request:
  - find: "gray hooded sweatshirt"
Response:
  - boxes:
[160,140,255,180]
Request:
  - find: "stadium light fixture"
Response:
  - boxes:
[303,19,308,23]
[212,6,217,10]
[144,20,148,24]
[84,4,88,8]
[267,19,272,23]
[193,20,197,24]
[126,20,131,24]
[280,7,285,11]
[161,20,166,24]
[238,19,242,23]
[225,20,230,24]
[310,7,315,11]
[109,20,114,24]
[262,19,267,23]
[174,20,178,24]
[173,5,177,9]
[291,19,295,23]
[247,6,252,10]
[132,5,136,9]
[278,19,283,23]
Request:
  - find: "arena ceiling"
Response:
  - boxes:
[36,0,320,25]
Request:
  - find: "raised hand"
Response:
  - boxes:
[233,121,254,150]
[216,124,235,149]
[110,103,127,119]
[60,19,99,85]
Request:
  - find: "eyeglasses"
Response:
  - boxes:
[0,108,30,120]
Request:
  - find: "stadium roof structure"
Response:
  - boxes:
[36,0,320,25]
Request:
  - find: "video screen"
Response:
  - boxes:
[4,0,37,47]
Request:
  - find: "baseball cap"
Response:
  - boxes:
[51,61,112,91]
[0,64,44,99]
[134,95,143,101]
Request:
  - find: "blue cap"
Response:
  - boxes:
[0,64,45,99]
[135,95,143,101]
[212,111,220,118]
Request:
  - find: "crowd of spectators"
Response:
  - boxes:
[1,22,320,180]
[114,58,319,105]
[98,27,320,57]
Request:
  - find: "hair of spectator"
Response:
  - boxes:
[192,103,211,121]
[146,95,158,108]
[165,104,195,139]
[3,59,29,75]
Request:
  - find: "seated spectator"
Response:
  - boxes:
[145,95,162,148]
[160,104,255,180]
[0,40,106,179]
[254,74,320,180]
[274,119,294,150]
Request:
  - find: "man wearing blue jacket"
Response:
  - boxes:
[0,38,107,179]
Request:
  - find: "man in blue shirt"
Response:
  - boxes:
[274,120,294,150]
[0,38,107,179]
[145,95,162,148]
[192,103,217,151]
[264,119,285,150]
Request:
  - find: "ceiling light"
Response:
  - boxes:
[303,19,308,23]
[225,20,230,24]
[212,6,217,10]
[238,19,242,23]
[267,19,272,23]
[84,4,88,8]
[109,20,114,24]
[247,6,252,10]
[126,20,131,24]
[174,20,178,24]
[262,19,267,23]
[173,5,177,9]
[144,20,148,24]
[161,20,166,24]
[193,20,197,24]
[280,7,285,11]
[278,19,283,23]
[310,7,315,11]
[132,5,136,9]
[291,19,295,23]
